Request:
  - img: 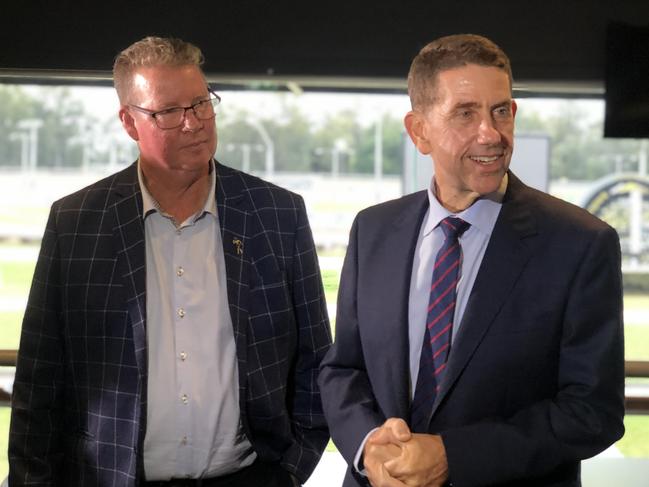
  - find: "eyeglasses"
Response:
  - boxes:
[128,91,221,130]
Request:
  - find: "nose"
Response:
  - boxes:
[477,118,501,145]
[181,108,203,131]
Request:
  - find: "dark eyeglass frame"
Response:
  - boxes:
[128,90,221,130]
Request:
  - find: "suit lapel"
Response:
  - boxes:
[431,175,538,415]
[364,192,429,418]
[215,163,253,399]
[111,163,148,381]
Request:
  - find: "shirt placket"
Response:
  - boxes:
[174,224,194,476]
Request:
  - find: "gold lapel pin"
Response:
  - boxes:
[232,238,243,255]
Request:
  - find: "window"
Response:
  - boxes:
[1,82,647,483]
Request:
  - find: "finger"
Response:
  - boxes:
[366,442,402,464]
[370,418,412,444]
[384,418,411,441]
[373,462,410,487]
[383,456,406,478]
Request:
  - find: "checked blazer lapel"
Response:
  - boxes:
[430,174,538,417]
[111,163,148,381]
[215,163,254,399]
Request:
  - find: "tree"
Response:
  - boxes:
[0,86,90,169]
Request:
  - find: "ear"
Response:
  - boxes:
[404,110,433,155]
[511,99,518,118]
[119,106,140,142]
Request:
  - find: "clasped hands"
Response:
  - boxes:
[363,418,448,487]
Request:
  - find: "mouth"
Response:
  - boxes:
[468,153,505,165]
[184,140,207,149]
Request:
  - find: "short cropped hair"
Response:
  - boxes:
[113,36,205,103]
[407,34,512,110]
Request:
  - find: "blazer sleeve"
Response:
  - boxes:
[442,224,626,487]
[9,205,65,486]
[318,216,386,468]
[280,195,332,483]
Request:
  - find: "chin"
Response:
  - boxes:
[473,173,506,195]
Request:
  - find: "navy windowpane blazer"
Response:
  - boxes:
[9,161,331,487]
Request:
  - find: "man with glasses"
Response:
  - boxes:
[9,36,331,487]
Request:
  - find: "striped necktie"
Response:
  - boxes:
[411,216,470,433]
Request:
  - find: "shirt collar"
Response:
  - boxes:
[422,173,507,237]
[137,159,217,220]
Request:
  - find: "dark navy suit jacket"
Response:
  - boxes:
[9,162,331,486]
[319,173,624,487]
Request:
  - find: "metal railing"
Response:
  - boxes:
[625,360,649,414]
[1,351,649,412]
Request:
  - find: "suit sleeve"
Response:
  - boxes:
[442,225,625,486]
[281,195,332,483]
[318,216,386,473]
[9,206,65,486]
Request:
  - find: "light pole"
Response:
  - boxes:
[314,139,350,178]
[246,118,274,179]
[15,119,43,173]
[332,139,348,178]
[8,132,29,171]
[225,143,264,173]
[374,114,384,202]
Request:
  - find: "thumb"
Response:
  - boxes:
[370,418,412,445]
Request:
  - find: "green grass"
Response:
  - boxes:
[322,269,340,305]
[0,408,9,480]
[625,324,649,361]
[0,261,35,297]
[0,313,22,350]
[0,249,648,468]
[624,294,649,309]
[0,207,48,226]
[617,415,649,457]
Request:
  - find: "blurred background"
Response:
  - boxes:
[1,2,648,484]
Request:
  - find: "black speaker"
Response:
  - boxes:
[604,22,649,138]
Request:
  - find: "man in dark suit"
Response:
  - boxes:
[9,36,331,487]
[318,34,624,487]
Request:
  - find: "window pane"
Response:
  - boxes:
[0,83,648,484]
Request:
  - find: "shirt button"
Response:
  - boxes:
[176,229,182,236]
[181,394,188,404]
[177,308,185,318]
[179,351,187,361]
[176,266,184,277]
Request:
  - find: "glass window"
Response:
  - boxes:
[0,82,647,483]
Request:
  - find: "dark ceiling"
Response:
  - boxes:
[1,1,648,92]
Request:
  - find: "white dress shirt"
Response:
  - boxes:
[139,161,256,480]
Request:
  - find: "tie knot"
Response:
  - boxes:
[440,217,470,240]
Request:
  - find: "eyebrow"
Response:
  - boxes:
[491,100,513,110]
[451,99,512,111]
[158,93,211,111]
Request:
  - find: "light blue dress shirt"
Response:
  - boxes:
[354,175,505,473]
[138,161,256,480]
[407,177,505,397]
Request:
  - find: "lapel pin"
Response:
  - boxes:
[232,238,243,255]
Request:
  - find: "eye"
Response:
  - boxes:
[494,106,511,118]
[193,99,211,111]
[156,106,184,117]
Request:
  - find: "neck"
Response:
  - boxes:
[142,161,212,224]
[433,181,479,213]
